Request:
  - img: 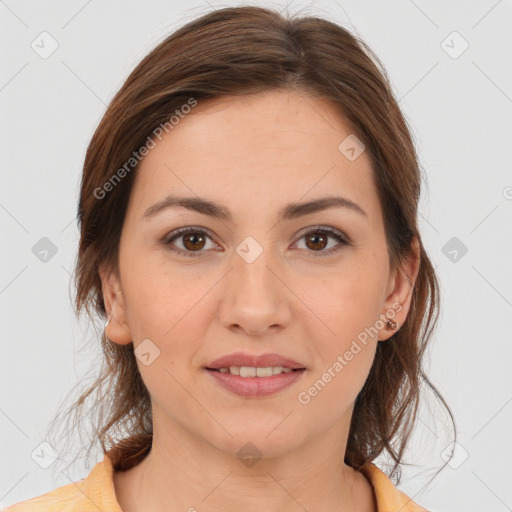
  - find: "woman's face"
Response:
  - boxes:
[101,89,418,459]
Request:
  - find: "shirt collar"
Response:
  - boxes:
[358,462,428,511]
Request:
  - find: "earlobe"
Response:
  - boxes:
[104,311,133,346]
[98,263,132,345]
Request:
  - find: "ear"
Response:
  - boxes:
[98,262,132,345]
[378,236,421,341]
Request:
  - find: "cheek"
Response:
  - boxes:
[299,279,380,415]
[120,253,221,379]
[302,254,385,386]
[308,263,386,342]
[120,246,193,332]
[297,342,376,431]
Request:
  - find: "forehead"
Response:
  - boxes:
[128,89,381,225]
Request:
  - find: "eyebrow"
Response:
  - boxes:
[142,194,367,222]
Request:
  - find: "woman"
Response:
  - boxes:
[5,5,455,511]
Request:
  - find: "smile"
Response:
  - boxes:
[212,366,298,377]
[205,367,306,397]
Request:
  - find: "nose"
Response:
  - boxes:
[219,248,292,336]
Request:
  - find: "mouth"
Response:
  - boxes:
[204,352,307,398]
[205,351,307,372]
[204,366,306,398]
[203,352,307,397]
[205,366,305,377]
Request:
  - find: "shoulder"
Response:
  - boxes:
[359,463,429,512]
[2,454,122,512]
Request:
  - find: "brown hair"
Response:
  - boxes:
[47,4,456,484]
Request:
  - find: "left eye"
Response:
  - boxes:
[163,226,350,258]
[294,228,350,256]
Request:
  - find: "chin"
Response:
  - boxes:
[206,425,306,460]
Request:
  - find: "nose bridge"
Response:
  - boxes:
[219,235,290,334]
[232,236,281,301]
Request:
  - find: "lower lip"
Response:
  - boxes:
[205,369,306,398]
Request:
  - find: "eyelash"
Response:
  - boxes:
[162,226,351,258]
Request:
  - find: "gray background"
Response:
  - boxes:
[1,1,511,511]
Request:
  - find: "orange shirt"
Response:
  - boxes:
[3,453,427,511]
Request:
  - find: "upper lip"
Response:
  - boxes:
[206,352,306,370]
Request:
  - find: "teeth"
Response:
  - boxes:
[216,366,295,377]
[257,367,273,377]
[240,366,256,377]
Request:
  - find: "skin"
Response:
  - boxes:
[100,89,420,512]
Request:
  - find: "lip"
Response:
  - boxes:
[205,368,306,398]
[206,352,306,370]
[204,351,307,398]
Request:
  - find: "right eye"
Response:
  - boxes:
[163,227,218,257]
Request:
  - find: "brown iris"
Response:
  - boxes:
[305,232,328,251]
[182,232,206,251]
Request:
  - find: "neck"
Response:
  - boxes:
[113,413,376,512]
